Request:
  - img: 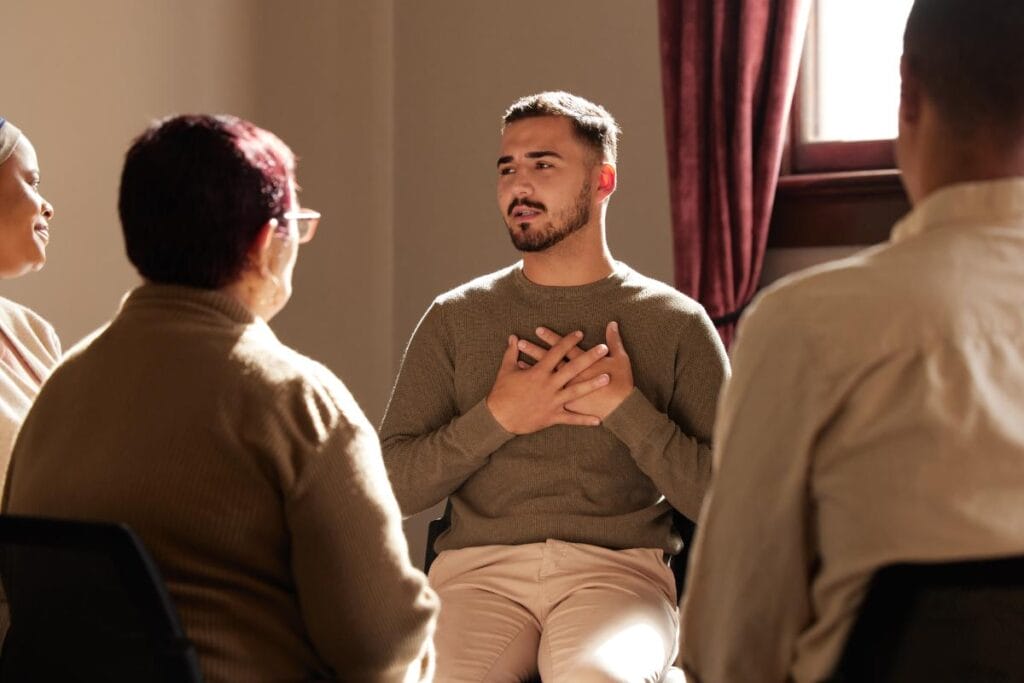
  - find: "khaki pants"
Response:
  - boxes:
[429,539,679,683]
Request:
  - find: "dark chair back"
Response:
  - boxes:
[424,501,696,599]
[668,508,696,599]
[828,555,1024,683]
[423,499,452,574]
[0,514,203,682]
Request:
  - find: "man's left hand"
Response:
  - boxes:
[517,321,634,420]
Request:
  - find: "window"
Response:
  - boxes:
[771,0,915,250]
[791,0,915,173]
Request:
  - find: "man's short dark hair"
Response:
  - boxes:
[118,114,295,289]
[904,0,1024,139]
[502,91,621,164]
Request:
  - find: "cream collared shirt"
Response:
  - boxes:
[681,178,1024,683]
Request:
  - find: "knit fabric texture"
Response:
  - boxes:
[382,262,729,555]
[4,284,438,683]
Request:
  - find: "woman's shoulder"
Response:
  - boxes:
[0,296,62,360]
[233,326,372,437]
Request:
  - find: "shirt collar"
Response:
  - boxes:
[891,177,1024,244]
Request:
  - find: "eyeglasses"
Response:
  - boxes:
[278,208,321,244]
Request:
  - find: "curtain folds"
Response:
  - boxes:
[658,0,811,347]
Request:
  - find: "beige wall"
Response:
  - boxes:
[393,0,672,350]
[1,0,257,341]
[1,0,396,424]
[253,0,396,425]
[760,246,867,287]
[3,1,673,568]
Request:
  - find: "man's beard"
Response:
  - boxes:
[505,180,592,253]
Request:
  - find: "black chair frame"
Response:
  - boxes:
[0,514,203,682]
[828,554,1024,683]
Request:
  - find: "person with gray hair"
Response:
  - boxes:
[681,1,1024,681]
[0,118,59,485]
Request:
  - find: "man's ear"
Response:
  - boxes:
[597,162,617,199]
[248,220,277,276]
[899,55,921,127]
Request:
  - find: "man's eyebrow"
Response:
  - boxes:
[496,150,563,167]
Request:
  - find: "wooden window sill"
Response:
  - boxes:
[769,169,909,247]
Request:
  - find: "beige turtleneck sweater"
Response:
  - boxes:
[4,284,438,683]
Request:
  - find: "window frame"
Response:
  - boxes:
[788,1,900,174]
[769,0,910,250]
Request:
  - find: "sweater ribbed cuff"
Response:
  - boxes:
[456,399,516,459]
[602,387,663,453]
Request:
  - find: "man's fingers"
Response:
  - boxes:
[557,372,610,402]
[536,327,584,360]
[606,321,628,356]
[555,343,608,384]
[499,335,520,371]
[552,410,602,427]
[536,330,584,372]
[516,338,549,363]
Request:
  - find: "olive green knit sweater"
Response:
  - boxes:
[382,262,729,555]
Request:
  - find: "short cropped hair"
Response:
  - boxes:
[502,91,621,164]
[118,114,295,289]
[904,0,1024,138]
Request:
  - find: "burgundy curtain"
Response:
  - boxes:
[659,0,811,347]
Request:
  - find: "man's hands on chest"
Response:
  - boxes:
[485,321,636,435]
[485,329,613,435]
[521,322,635,420]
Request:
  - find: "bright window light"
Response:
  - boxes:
[803,0,915,142]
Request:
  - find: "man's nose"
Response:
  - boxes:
[512,175,533,196]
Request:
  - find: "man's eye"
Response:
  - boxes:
[536,162,552,169]
[499,167,514,176]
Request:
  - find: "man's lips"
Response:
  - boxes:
[34,224,49,244]
[508,200,545,222]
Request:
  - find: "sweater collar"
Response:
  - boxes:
[120,283,257,325]
[511,260,631,301]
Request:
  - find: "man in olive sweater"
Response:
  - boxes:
[381,92,729,682]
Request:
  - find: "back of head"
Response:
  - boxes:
[118,114,295,289]
[904,0,1024,142]
[502,91,621,164]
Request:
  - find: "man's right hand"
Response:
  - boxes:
[485,330,610,435]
